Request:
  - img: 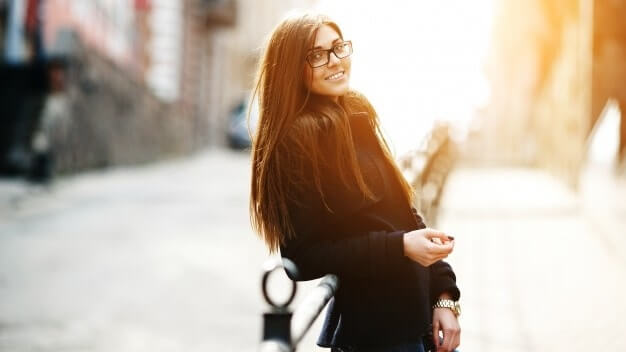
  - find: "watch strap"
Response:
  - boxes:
[432,299,461,317]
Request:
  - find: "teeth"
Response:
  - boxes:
[326,71,344,80]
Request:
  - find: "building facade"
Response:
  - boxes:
[479,0,626,186]
[44,0,316,151]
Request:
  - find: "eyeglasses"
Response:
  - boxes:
[305,41,353,68]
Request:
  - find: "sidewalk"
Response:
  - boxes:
[579,162,626,265]
[2,157,625,351]
[0,149,329,352]
[438,165,626,352]
[0,178,43,220]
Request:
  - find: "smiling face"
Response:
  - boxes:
[305,24,351,100]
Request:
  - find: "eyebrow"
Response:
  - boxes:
[312,38,343,50]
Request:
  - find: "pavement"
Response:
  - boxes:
[0,150,322,352]
[438,163,626,352]
[1,150,625,351]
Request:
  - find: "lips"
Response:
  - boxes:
[325,71,345,81]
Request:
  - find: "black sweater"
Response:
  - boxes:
[280,113,460,349]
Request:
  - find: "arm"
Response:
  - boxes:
[430,260,460,301]
[279,172,411,282]
[280,205,407,282]
[411,209,461,352]
[281,202,454,282]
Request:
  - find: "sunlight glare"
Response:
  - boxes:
[588,101,621,165]
[314,0,494,155]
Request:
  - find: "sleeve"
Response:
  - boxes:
[280,227,406,282]
[430,260,460,302]
[279,189,407,282]
[411,208,461,302]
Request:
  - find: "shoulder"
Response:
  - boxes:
[281,111,331,148]
[276,112,331,173]
[345,90,368,103]
[344,90,377,120]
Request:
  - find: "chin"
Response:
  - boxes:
[311,80,350,99]
[325,83,350,97]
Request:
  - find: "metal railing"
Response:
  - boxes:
[259,259,339,352]
[399,123,456,225]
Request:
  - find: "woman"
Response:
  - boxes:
[250,13,461,352]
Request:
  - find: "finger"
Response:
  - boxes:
[429,241,454,255]
[452,330,461,351]
[441,329,452,352]
[432,321,440,350]
[428,232,456,248]
[425,229,448,241]
[446,327,461,352]
[438,334,446,352]
[441,238,455,246]
[429,252,449,263]
[431,249,451,260]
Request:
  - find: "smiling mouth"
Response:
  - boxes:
[325,71,345,81]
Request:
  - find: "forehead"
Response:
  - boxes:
[313,24,341,48]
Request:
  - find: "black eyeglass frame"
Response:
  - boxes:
[305,41,353,68]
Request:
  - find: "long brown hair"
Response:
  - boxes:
[250,13,414,252]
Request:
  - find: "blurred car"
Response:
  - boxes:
[227,95,258,150]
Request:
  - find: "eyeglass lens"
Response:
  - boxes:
[308,42,352,68]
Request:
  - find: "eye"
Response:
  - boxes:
[311,51,324,61]
[335,43,348,53]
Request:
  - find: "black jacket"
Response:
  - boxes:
[280,114,460,349]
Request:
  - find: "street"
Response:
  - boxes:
[1,149,626,351]
[0,150,274,352]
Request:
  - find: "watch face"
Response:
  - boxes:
[454,302,461,316]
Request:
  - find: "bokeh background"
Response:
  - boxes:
[1,0,625,351]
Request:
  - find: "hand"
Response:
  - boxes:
[432,293,461,352]
[433,308,460,351]
[402,228,454,267]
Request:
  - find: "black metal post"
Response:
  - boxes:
[259,258,339,352]
[259,258,297,352]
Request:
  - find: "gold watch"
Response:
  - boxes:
[433,299,461,317]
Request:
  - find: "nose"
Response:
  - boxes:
[327,51,340,67]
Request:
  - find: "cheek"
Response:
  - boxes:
[305,69,326,92]
[312,69,328,88]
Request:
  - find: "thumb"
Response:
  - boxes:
[425,229,449,241]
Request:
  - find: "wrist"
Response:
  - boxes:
[438,291,453,300]
[433,298,461,317]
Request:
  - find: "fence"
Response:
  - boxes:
[398,123,456,226]
[259,259,338,352]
